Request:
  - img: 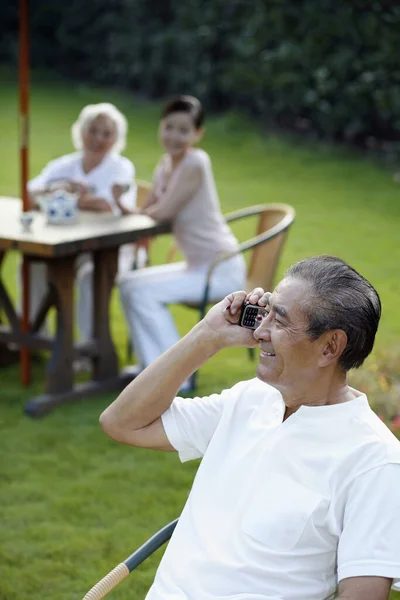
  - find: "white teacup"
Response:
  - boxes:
[20,211,34,232]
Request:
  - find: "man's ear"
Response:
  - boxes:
[318,329,347,367]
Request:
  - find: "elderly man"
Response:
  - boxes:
[100,255,400,600]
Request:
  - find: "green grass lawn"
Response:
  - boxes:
[0,68,399,599]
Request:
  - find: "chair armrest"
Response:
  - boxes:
[195,250,240,319]
[198,208,295,317]
[224,203,294,224]
[124,518,179,572]
[136,180,153,210]
[235,215,293,254]
[82,518,179,599]
[166,244,177,263]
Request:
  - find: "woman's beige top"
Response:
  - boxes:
[150,148,239,268]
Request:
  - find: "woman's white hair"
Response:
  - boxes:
[71,103,128,154]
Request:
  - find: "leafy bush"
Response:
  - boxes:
[350,349,400,428]
[2,0,400,148]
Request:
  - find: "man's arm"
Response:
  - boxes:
[337,576,392,600]
[99,290,259,449]
[100,321,222,449]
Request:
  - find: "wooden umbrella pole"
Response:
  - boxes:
[19,0,31,385]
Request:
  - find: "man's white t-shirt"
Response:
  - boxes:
[146,378,400,600]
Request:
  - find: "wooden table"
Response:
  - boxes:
[0,197,170,417]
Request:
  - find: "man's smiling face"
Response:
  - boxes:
[254,277,325,395]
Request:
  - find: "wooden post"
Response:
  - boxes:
[19,0,31,385]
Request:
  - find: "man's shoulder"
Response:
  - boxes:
[221,378,282,412]
[355,406,400,463]
[334,402,400,487]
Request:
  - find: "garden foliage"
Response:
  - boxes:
[1,0,400,147]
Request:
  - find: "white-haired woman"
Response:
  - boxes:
[25,103,137,343]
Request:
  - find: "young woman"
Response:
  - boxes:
[26,103,137,342]
[118,95,246,390]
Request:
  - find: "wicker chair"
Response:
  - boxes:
[181,203,296,388]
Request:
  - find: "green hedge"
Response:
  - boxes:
[2,0,400,147]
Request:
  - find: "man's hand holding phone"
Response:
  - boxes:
[202,288,270,350]
[225,288,270,328]
[239,302,267,329]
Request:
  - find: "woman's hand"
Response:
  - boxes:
[78,194,113,212]
[112,184,140,215]
[201,291,256,350]
[48,179,88,197]
[30,180,88,210]
[143,204,158,218]
[141,190,158,211]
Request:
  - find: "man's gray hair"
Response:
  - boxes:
[71,103,128,154]
[286,256,381,373]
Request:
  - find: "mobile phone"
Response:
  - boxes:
[239,301,267,330]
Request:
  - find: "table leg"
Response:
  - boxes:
[24,256,75,416]
[92,247,119,380]
[45,256,75,393]
[0,250,20,365]
[24,248,135,418]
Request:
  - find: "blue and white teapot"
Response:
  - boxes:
[37,190,79,225]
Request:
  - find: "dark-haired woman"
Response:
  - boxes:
[119,96,245,389]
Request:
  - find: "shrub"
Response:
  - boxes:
[349,349,400,430]
[2,0,400,149]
